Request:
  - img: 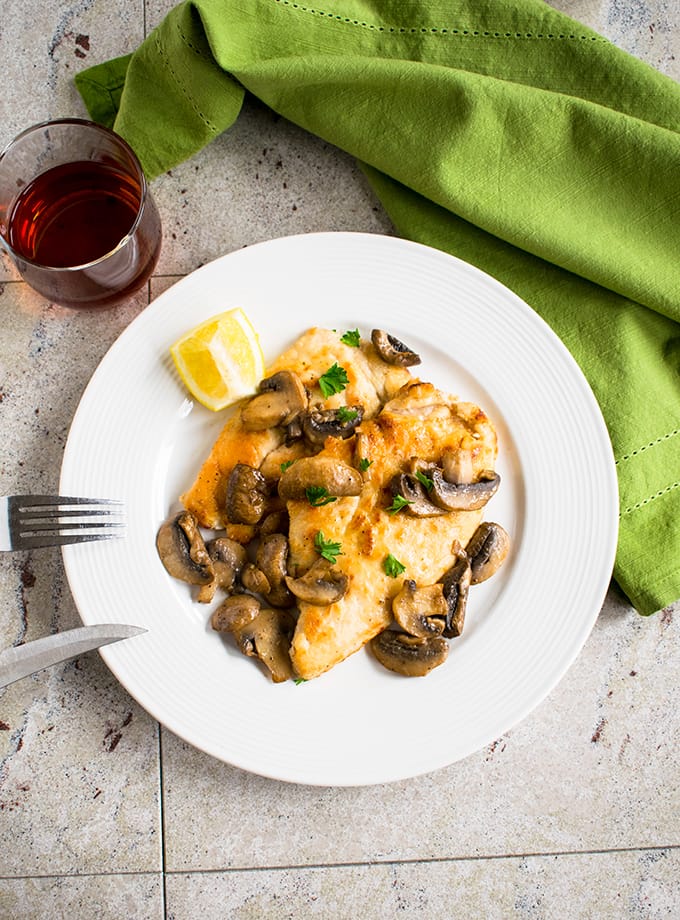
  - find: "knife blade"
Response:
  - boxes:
[0,624,146,689]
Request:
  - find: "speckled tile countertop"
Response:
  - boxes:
[0,2,678,918]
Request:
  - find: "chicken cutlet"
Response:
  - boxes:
[181,327,412,529]
[287,380,498,680]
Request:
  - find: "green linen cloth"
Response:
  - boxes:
[75,0,680,615]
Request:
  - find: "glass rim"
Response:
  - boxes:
[0,117,150,273]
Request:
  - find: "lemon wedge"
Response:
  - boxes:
[170,308,265,411]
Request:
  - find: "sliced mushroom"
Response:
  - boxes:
[389,472,447,517]
[211,593,261,633]
[285,557,349,605]
[256,533,294,608]
[259,509,289,537]
[242,609,296,682]
[240,562,271,595]
[214,601,295,683]
[439,549,472,638]
[278,456,363,502]
[241,370,308,431]
[405,457,438,479]
[197,537,248,603]
[371,329,421,367]
[392,580,447,638]
[371,630,448,677]
[467,522,510,584]
[301,406,364,446]
[429,469,501,512]
[225,462,269,525]
[156,511,214,585]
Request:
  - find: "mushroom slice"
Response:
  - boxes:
[234,608,296,683]
[467,522,510,584]
[278,456,363,502]
[213,599,295,683]
[392,580,447,638]
[259,509,290,537]
[241,370,308,431]
[429,469,500,512]
[211,593,261,634]
[301,406,364,446]
[197,537,248,603]
[156,511,214,585]
[256,533,294,608]
[439,549,472,638]
[371,329,421,367]
[225,462,269,525]
[370,630,448,677]
[389,472,447,517]
[240,562,271,595]
[285,558,349,605]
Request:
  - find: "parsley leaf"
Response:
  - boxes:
[358,457,372,472]
[318,363,349,398]
[280,460,295,473]
[340,328,361,347]
[415,470,433,491]
[336,406,359,423]
[386,494,414,515]
[383,554,406,578]
[305,486,338,507]
[314,531,343,564]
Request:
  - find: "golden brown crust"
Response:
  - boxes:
[181,327,412,529]
[289,382,497,680]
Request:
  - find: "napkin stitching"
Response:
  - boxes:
[616,428,679,465]
[621,479,680,516]
[617,429,680,515]
[175,23,209,61]
[271,0,609,43]
[153,31,218,133]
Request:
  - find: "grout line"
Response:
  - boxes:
[163,843,680,875]
[158,723,169,918]
[0,843,677,881]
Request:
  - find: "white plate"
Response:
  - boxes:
[61,232,618,786]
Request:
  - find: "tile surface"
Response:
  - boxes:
[1,1,678,918]
[164,849,680,919]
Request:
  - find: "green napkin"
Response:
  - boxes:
[75,0,680,615]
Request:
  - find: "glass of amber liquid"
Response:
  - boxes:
[0,119,161,309]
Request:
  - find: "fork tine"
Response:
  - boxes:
[17,520,126,534]
[19,507,125,521]
[11,495,124,509]
[14,531,125,550]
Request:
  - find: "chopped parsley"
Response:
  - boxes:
[383,554,406,578]
[318,362,349,398]
[336,406,359,423]
[415,470,434,491]
[386,494,414,515]
[340,328,361,347]
[280,460,295,473]
[358,457,372,472]
[314,531,343,564]
[305,486,338,507]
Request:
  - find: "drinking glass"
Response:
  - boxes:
[0,118,162,309]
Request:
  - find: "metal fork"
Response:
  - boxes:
[0,495,126,550]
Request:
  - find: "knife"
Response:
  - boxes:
[0,624,146,689]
